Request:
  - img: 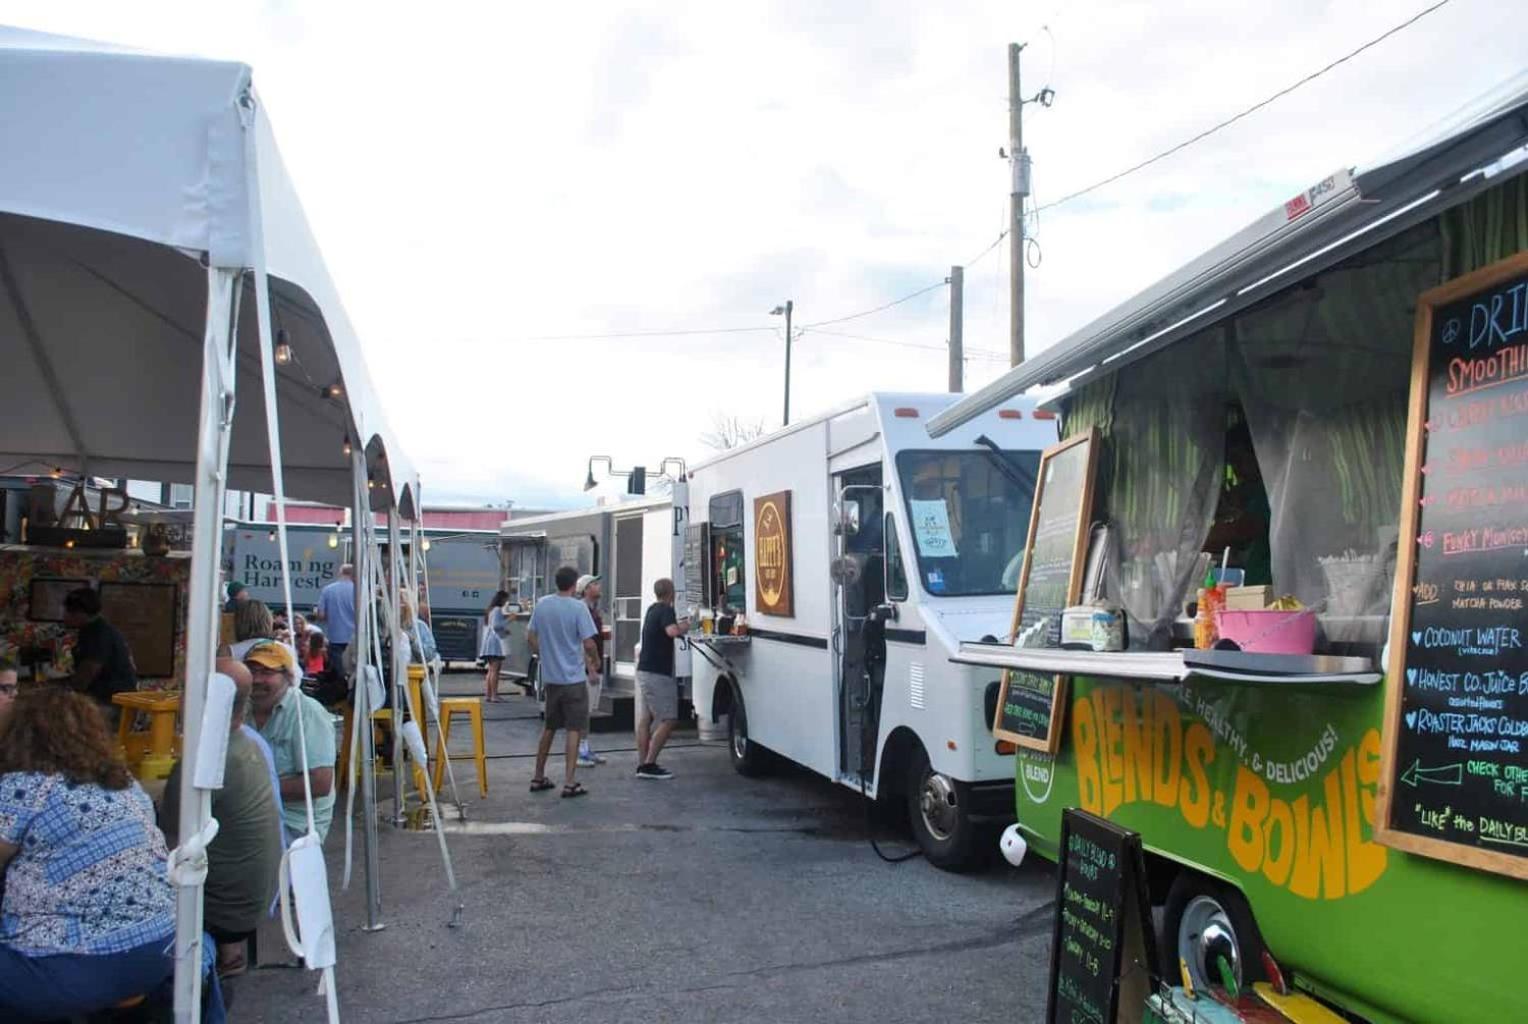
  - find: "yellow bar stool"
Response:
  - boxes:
[432,697,488,798]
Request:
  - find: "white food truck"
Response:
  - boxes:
[685,392,1055,868]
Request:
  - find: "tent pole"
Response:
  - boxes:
[354,450,385,929]
[171,267,240,1024]
[387,507,406,824]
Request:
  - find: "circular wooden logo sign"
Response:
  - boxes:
[756,497,787,607]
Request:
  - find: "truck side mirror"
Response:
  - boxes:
[834,498,861,537]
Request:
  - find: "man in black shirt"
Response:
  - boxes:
[634,578,689,780]
[64,587,137,713]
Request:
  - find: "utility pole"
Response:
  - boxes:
[947,265,964,393]
[1008,42,1026,368]
[771,300,794,425]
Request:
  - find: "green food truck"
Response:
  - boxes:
[932,86,1528,1023]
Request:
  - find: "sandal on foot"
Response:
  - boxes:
[529,777,554,792]
[561,782,588,799]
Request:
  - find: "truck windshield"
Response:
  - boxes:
[895,448,1040,597]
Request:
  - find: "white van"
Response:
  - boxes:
[685,392,1055,869]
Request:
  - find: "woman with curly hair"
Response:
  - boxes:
[0,687,178,1018]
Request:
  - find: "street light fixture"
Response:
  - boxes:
[770,300,794,426]
[584,455,689,496]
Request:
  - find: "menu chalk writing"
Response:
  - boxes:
[1046,809,1156,1024]
[994,429,1099,754]
[1382,252,1528,881]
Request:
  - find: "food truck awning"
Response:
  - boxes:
[927,77,1528,438]
[0,25,418,514]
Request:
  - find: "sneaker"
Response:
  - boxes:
[591,752,608,765]
[578,754,598,767]
[637,763,674,780]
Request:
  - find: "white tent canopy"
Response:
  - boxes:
[0,25,417,513]
[2,25,422,1022]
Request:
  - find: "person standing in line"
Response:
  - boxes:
[480,590,512,703]
[526,566,599,798]
[312,564,356,676]
[635,578,689,780]
[63,588,136,718]
[575,574,607,767]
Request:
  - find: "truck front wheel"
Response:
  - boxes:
[905,746,983,872]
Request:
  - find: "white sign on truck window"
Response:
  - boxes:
[909,499,958,558]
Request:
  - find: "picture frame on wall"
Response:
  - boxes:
[27,577,91,622]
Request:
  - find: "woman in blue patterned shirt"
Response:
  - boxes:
[0,687,178,1018]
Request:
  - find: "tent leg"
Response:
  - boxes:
[387,508,406,826]
[172,267,241,1024]
[354,451,385,930]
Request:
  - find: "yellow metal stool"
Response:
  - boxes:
[432,697,488,798]
[369,709,432,806]
[113,690,182,782]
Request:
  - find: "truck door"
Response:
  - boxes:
[833,469,886,781]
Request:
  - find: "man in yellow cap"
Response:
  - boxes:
[246,640,337,841]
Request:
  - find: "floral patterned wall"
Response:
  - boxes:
[0,546,191,689]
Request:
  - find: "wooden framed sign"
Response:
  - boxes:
[753,490,794,617]
[1377,250,1528,881]
[993,428,1099,753]
[98,581,178,679]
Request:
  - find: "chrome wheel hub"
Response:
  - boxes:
[1179,894,1240,991]
[918,770,959,841]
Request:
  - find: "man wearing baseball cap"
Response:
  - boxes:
[575,574,607,767]
[245,639,337,841]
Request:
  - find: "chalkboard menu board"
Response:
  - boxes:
[994,429,1099,753]
[1046,808,1157,1024]
[98,581,177,678]
[1380,251,1528,881]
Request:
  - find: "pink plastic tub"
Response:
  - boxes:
[1216,609,1316,654]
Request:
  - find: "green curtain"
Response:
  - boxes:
[1441,172,1528,277]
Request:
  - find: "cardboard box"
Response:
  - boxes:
[1225,585,1273,611]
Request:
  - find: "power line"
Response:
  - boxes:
[799,280,948,329]
[522,325,777,341]
[804,327,1008,361]
[1034,0,1453,214]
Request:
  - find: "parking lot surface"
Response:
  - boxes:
[232,676,1057,1023]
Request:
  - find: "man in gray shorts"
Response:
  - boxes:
[527,565,600,797]
[635,578,690,780]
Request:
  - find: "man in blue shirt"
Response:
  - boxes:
[527,566,599,798]
[313,564,356,676]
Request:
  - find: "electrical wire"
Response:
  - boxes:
[1033,0,1453,214]
[803,327,1008,361]
[522,326,779,341]
[799,280,948,329]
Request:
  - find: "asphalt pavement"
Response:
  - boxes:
[230,673,1058,1023]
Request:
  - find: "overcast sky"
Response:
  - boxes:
[7,1,1525,506]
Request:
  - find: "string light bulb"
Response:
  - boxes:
[422,539,432,553]
[274,328,293,366]
[342,437,353,457]
[323,381,345,400]
[327,534,339,549]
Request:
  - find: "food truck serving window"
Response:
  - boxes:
[895,449,1039,596]
[709,490,746,611]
